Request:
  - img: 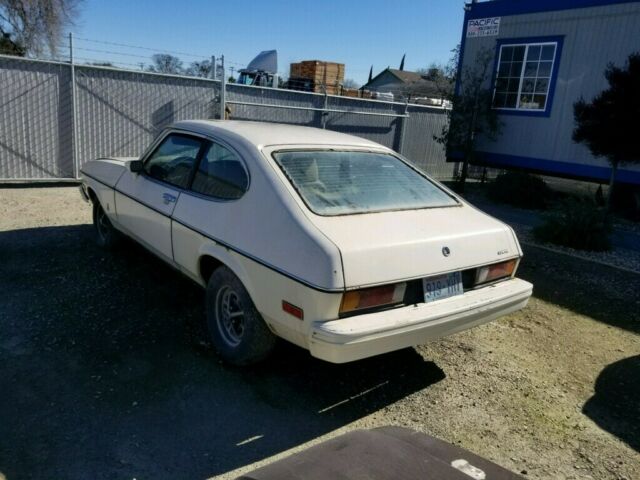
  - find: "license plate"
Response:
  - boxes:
[423,271,463,303]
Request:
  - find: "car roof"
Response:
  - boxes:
[171,120,386,149]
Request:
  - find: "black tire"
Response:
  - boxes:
[206,266,276,366]
[92,201,120,249]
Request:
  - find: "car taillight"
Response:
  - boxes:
[339,283,406,315]
[475,259,517,285]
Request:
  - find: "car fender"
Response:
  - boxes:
[197,241,256,298]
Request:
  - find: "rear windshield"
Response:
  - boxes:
[272,150,458,215]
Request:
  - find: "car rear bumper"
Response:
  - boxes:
[309,277,533,363]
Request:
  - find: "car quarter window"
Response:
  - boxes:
[144,134,203,188]
[190,142,249,200]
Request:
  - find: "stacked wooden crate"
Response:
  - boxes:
[340,87,372,98]
[289,61,345,94]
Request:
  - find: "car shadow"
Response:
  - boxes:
[583,355,640,452]
[0,225,445,480]
[516,243,640,334]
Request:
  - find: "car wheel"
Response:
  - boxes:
[206,266,277,366]
[92,201,120,249]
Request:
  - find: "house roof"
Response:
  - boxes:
[362,68,451,97]
[386,69,424,83]
[363,68,423,88]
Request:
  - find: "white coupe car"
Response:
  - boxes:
[80,120,533,365]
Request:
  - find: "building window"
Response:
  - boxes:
[492,41,559,113]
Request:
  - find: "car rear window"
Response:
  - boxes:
[272,150,458,215]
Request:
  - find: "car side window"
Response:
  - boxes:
[191,142,249,200]
[144,134,203,189]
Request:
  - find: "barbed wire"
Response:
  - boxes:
[3,36,412,95]
[73,36,212,60]
[73,35,250,69]
[72,56,145,69]
[74,46,155,60]
[3,34,279,78]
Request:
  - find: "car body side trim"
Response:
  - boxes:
[81,169,344,293]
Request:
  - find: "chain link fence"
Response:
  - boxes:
[0,54,458,182]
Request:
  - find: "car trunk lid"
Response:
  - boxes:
[309,204,520,288]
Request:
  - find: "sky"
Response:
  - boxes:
[71,0,467,85]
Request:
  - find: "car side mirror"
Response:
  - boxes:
[129,160,144,173]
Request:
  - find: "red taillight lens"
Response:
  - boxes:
[475,259,517,285]
[339,283,406,315]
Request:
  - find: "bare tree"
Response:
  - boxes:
[185,59,225,79]
[185,59,212,78]
[444,44,460,82]
[147,53,183,74]
[416,46,460,100]
[417,62,446,80]
[415,63,452,100]
[342,78,359,89]
[435,47,501,192]
[0,0,82,56]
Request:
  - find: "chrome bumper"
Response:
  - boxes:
[309,277,533,363]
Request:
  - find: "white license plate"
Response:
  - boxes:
[423,271,463,303]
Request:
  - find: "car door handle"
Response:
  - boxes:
[162,193,177,205]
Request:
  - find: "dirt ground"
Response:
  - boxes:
[1,186,638,480]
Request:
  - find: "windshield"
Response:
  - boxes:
[273,150,458,216]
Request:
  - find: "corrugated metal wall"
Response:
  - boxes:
[75,66,219,165]
[0,58,74,179]
[0,56,454,181]
[461,2,640,178]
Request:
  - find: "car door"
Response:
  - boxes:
[171,140,251,278]
[115,132,205,262]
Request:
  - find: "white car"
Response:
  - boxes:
[80,120,533,365]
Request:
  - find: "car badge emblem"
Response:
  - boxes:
[442,246,451,257]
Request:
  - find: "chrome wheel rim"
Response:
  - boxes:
[96,206,110,240]
[215,285,245,347]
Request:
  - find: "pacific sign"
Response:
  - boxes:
[467,17,501,37]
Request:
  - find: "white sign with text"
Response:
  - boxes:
[467,17,501,37]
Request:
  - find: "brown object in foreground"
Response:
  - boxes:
[237,426,526,480]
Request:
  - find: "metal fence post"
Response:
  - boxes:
[321,85,328,129]
[220,55,226,120]
[397,100,409,155]
[69,32,80,178]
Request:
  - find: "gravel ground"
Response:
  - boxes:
[514,226,640,273]
[1,186,638,480]
[459,185,640,274]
